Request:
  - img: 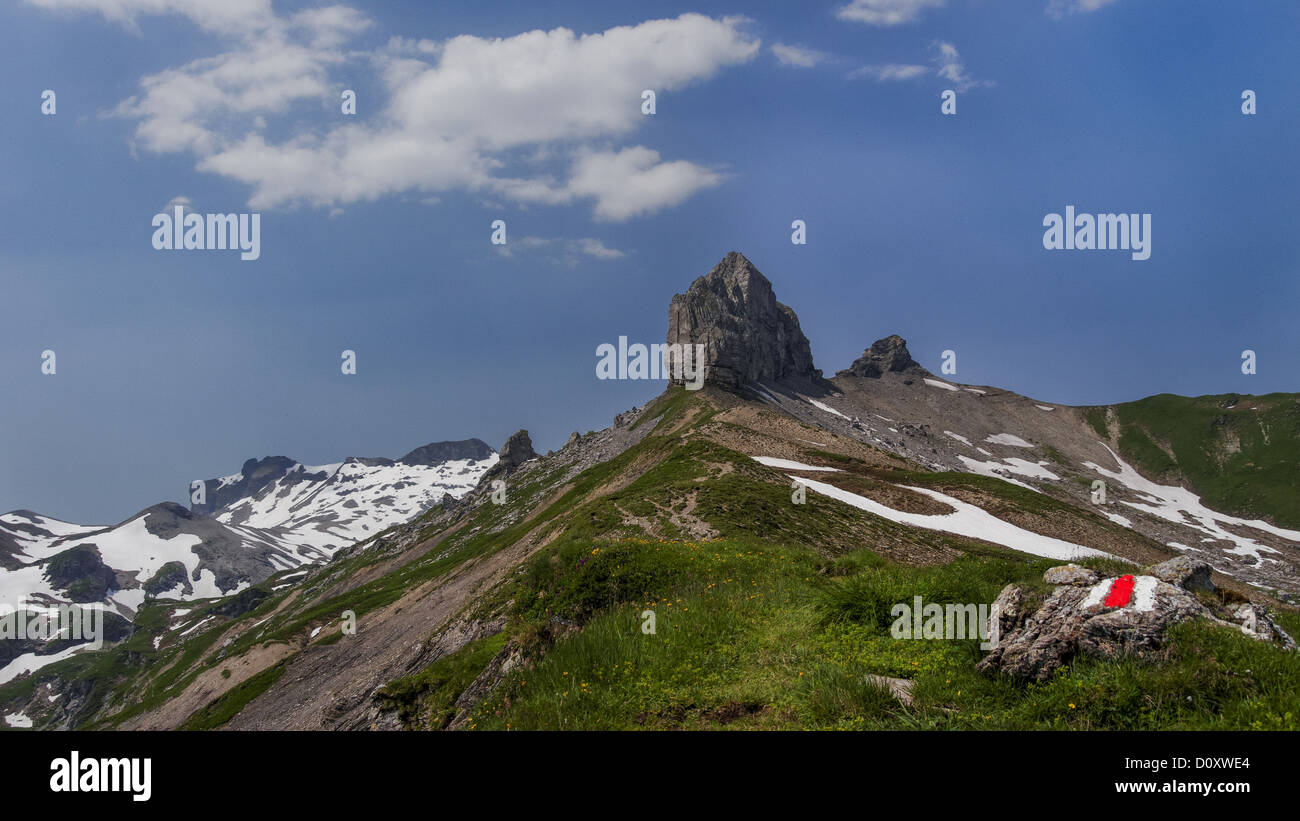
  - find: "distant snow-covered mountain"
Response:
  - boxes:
[0,439,497,623]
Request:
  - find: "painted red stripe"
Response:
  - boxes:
[1104,574,1136,608]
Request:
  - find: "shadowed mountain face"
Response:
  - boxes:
[667,252,818,391]
[399,439,496,467]
[4,252,1299,732]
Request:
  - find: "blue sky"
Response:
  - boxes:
[2,0,1298,523]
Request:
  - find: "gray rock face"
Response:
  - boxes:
[481,429,537,486]
[1148,555,1215,593]
[836,334,927,379]
[498,430,537,469]
[980,562,1295,681]
[43,545,117,602]
[666,252,817,391]
[1043,564,1101,587]
[192,456,300,516]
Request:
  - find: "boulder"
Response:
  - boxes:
[980,564,1295,681]
[1043,564,1100,586]
[1147,555,1215,593]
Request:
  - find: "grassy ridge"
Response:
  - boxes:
[460,536,1300,730]
[8,386,1299,731]
[1107,393,1300,528]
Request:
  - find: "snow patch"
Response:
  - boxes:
[957,456,1059,488]
[0,645,85,685]
[1102,511,1133,528]
[801,396,850,420]
[985,433,1034,448]
[3,712,32,728]
[752,457,840,472]
[791,476,1108,561]
[1085,444,1300,563]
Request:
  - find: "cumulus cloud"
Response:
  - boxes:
[36,5,760,221]
[565,146,724,221]
[836,0,945,26]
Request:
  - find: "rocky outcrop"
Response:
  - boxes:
[666,252,818,391]
[43,545,117,602]
[192,456,299,515]
[836,334,928,379]
[979,558,1295,681]
[480,430,537,486]
[498,430,537,469]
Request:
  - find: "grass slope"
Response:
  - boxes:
[1097,392,1300,528]
[5,387,1298,731]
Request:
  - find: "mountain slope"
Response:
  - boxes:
[2,252,1297,731]
[1084,392,1300,530]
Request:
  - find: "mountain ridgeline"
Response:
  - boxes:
[2,251,1297,732]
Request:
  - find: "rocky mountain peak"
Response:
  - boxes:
[666,252,818,391]
[836,334,928,379]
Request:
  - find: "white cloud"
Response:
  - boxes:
[115,34,351,155]
[848,63,929,81]
[576,238,625,259]
[23,0,276,35]
[1047,0,1121,17]
[932,41,990,92]
[93,10,758,220]
[836,0,945,26]
[771,43,829,68]
[161,194,193,214]
[496,236,627,264]
[565,147,724,222]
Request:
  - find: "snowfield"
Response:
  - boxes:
[774,464,1110,561]
[1085,444,1300,563]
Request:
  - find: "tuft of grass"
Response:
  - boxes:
[375,632,508,729]
[815,554,1049,632]
[179,662,287,730]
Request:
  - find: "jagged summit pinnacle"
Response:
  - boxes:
[480,429,537,485]
[836,335,930,379]
[666,252,818,391]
